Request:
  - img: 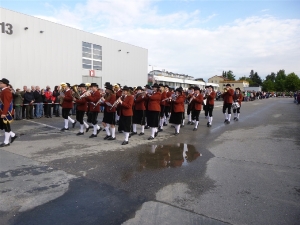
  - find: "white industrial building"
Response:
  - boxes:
[0,7,148,89]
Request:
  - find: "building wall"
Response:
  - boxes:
[0,8,148,89]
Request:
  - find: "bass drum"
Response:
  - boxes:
[0,101,14,124]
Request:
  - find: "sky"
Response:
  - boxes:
[1,0,300,81]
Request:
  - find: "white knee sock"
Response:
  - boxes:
[175,124,180,133]
[4,132,10,144]
[160,118,164,127]
[93,125,97,135]
[224,113,228,120]
[209,117,213,124]
[124,132,129,141]
[111,127,116,138]
[9,131,15,138]
[105,125,111,136]
[182,119,185,125]
[83,121,89,128]
[64,119,68,128]
[237,113,240,119]
[80,124,84,133]
[228,114,231,121]
[154,127,158,133]
[141,125,145,133]
[96,124,100,130]
[188,114,191,122]
[132,124,137,132]
[151,128,155,137]
[68,116,74,123]
[195,121,199,128]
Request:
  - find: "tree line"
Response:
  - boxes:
[222,69,300,92]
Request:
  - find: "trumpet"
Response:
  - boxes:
[93,97,105,109]
[188,93,197,104]
[110,95,124,110]
[79,90,92,99]
[224,88,228,93]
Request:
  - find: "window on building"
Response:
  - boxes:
[82,42,102,70]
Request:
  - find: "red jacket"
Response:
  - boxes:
[206,91,216,105]
[120,95,134,116]
[164,91,172,107]
[172,95,185,112]
[76,91,88,112]
[134,94,146,110]
[86,91,101,112]
[147,92,161,112]
[233,93,243,106]
[160,91,167,106]
[116,90,122,98]
[62,89,73,109]
[222,89,234,104]
[102,94,116,113]
[192,94,203,110]
[0,88,12,115]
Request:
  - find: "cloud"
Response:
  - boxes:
[36,0,300,80]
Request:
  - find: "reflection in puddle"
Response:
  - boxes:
[139,143,201,170]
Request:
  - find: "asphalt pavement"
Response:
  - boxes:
[0,98,299,225]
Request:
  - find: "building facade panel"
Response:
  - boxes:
[1,8,148,89]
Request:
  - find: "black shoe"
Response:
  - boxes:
[72,121,77,128]
[226,120,230,124]
[158,127,163,132]
[236,118,239,121]
[145,125,150,129]
[139,132,144,136]
[130,132,137,136]
[208,124,212,127]
[233,117,237,121]
[171,125,175,128]
[108,136,116,140]
[86,127,90,133]
[181,125,184,127]
[11,135,18,143]
[193,128,197,131]
[0,143,10,147]
[104,135,111,140]
[148,136,154,140]
[187,121,191,125]
[154,132,158,137]
[174,132,179,136]
[61,128,69,131]
[224,119,228,123]
[190,122,195,125]
[121,141,128,145]
[207,122,210,126]
[163,122,167,126]
[97,127,102,134]
[118,131,124,133]
[49,116,52,118]
[76,132,84,136]
[89,134,97,138]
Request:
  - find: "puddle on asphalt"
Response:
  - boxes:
[138,143,201,170]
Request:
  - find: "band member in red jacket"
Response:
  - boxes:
[163,85,172,126]
[60,83,76,131]
[74,83,88,135]
[221,83,234,124]
[117,86,134,145]
[131,86,146,136]
[0,78,17,147]
[189,86,203,131]
[233,88,243,121]
[186,86,195,124]
[146,83,161,140]
[114,84,122,125]
[169,88,185,135]
[206,85,216,127]
[158,84,166,132]
[86,83,102,138]
[102,84,117,140]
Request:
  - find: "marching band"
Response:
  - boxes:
[0,78,243,146]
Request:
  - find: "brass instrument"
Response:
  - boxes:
[71,84,81,99]
[146,89,154,95]
[93,97,105,109]
[170,93,178,101]
[110,95,124,110]
[188,94,197,104]
[79,90,92,99]
[59,82,67,104]
[224,88,228,93]
[86,83,91,88]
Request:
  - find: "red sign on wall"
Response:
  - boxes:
[89,70,95,77]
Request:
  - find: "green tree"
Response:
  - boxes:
[285,72,300,91]
[239,76,254,85]
[262,79,275,92]
[266,72,276,82]
[274,69,286,91]
[225,70,235,80]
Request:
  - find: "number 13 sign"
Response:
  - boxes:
[0,22,13,35]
